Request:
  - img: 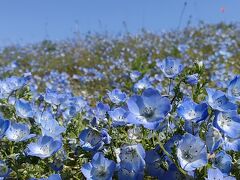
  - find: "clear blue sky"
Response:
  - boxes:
[0,0,240,46]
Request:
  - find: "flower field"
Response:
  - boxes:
[1,22,240,179]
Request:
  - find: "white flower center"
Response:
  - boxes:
[232,88,240,97]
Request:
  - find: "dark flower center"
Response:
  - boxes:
[183,151,193,160]
[142,106,155,118]
[232,87,240,96]
[96,166,107,177]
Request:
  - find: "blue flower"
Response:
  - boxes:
[127,88,171,130]
[133,77,152,92]
[177,98,208,123]
[213,151,232,175]
[15,99,34,118]
[213,111,240,139]
[117,144,145,173]
[107,89,127,104]
[227,75,240,101]
[177,133,207,171]
[130,70,141,82]
[164,134,182,154]
[207,168,236,180]
[157,57,184,78]
[206,125,223,154]
[94,102,110,121]
[0,76,30,99]
[47,174,62,180]
[0,81,12,99]
[0,117,10,139]
[118,168,144,180]
[161,164,190,180]
[186,74,199,86]
[79,128,111,152]
[26,136,62,159]
[145,148,165,178]
[183,120,201,135]
[81,152,116,180]
[178,44,189,53]
[5,122,35,142]
[206,88,237,112]
[5,75,30,91]
[108,107,128,127]
[223,136,240,152]
[0,160,11,178]
[40,119,66,139]
[44,90,68,106]
[34,108,54,124]
[207,168,224,180]
[62,105,77,123]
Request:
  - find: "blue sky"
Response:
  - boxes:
[0,0,240,46]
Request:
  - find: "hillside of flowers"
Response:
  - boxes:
[1,22,240,179]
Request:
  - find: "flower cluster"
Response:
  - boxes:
[1,23,240,179]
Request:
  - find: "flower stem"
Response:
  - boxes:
[156,133,187,175]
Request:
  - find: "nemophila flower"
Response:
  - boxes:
[26,135,62,159]
[184,120,201,135]
[223,136,240,152]
[127,88,171,130]
[47,174,62,180]
[81,152,116,180]
[133,77,152,92]
[117,144,145,172]
[40,119,66,139]
[227,75,240,100]
[177,133,208,171]
[94,102,110,121]
[79,128,111,152]
[186,74,199,86]
[164,134,182,154]
[213,151,232,175]
[59,97,85,119]
[0,117,10,139]
[157,57,184,78]
[118,168,144,180]
[34,108,55,124]
[177,98,208,123]
[44,90,68,106]
[178,44,189,53]
[5,122,35,142]
[145,148,165,178]
[108,107,128,127]
[207,168,236,180]
[213,111,240,139]
[206,125,223,154]
[6,75,30,90]
[0,160,11,178]
[15,99,34,118]
[206,88,237,112]
[162,164,191,180]
[107,89,127,104]
[62,105,77,123]
[130,70,141,82]
[74,96,88,111]
[0,81,12,99]
[0,76,30,99]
